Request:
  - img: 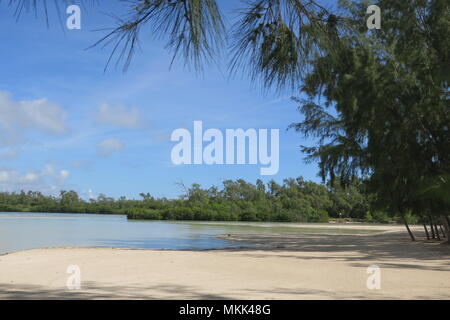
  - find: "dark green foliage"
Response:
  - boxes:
[290,0,450,236]
[0,176,388,223]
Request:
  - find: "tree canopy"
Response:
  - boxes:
[289,0,450,240]
[0,176,390,223]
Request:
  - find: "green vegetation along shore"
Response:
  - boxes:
[0,177,405,223]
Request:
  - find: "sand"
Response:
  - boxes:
[0,228,449,299]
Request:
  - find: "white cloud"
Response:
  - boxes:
[96,138,124,156]
[58,169,70,184]
[0,164,70,193]
[82,188,96,200]
[0,171,10,183]
[95,103,143,129]
[0,91,68,147]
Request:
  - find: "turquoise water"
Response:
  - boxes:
[0,212,250,254]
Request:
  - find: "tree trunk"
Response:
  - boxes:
[439,225,446,238]
[441,216,450,244]
[423,223,430,240]
[434,223,441,241]
[402,215,415,241]
[430,217,436,239]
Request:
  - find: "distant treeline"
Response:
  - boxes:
[0,177,402,223]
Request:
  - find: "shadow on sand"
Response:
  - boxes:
[0,282,232,300]
[219,230,450,272]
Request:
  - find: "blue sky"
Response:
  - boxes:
[0,0,323,199]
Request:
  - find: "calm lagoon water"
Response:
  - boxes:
[0,212,379,254]
[0,212,253,254]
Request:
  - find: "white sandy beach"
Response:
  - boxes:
[0,228,449,299]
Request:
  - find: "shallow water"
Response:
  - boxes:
[0,212,378,254]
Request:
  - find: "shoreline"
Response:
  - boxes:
[0,211,411,226]
[0,224,426,257]
[1,230,449,299]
